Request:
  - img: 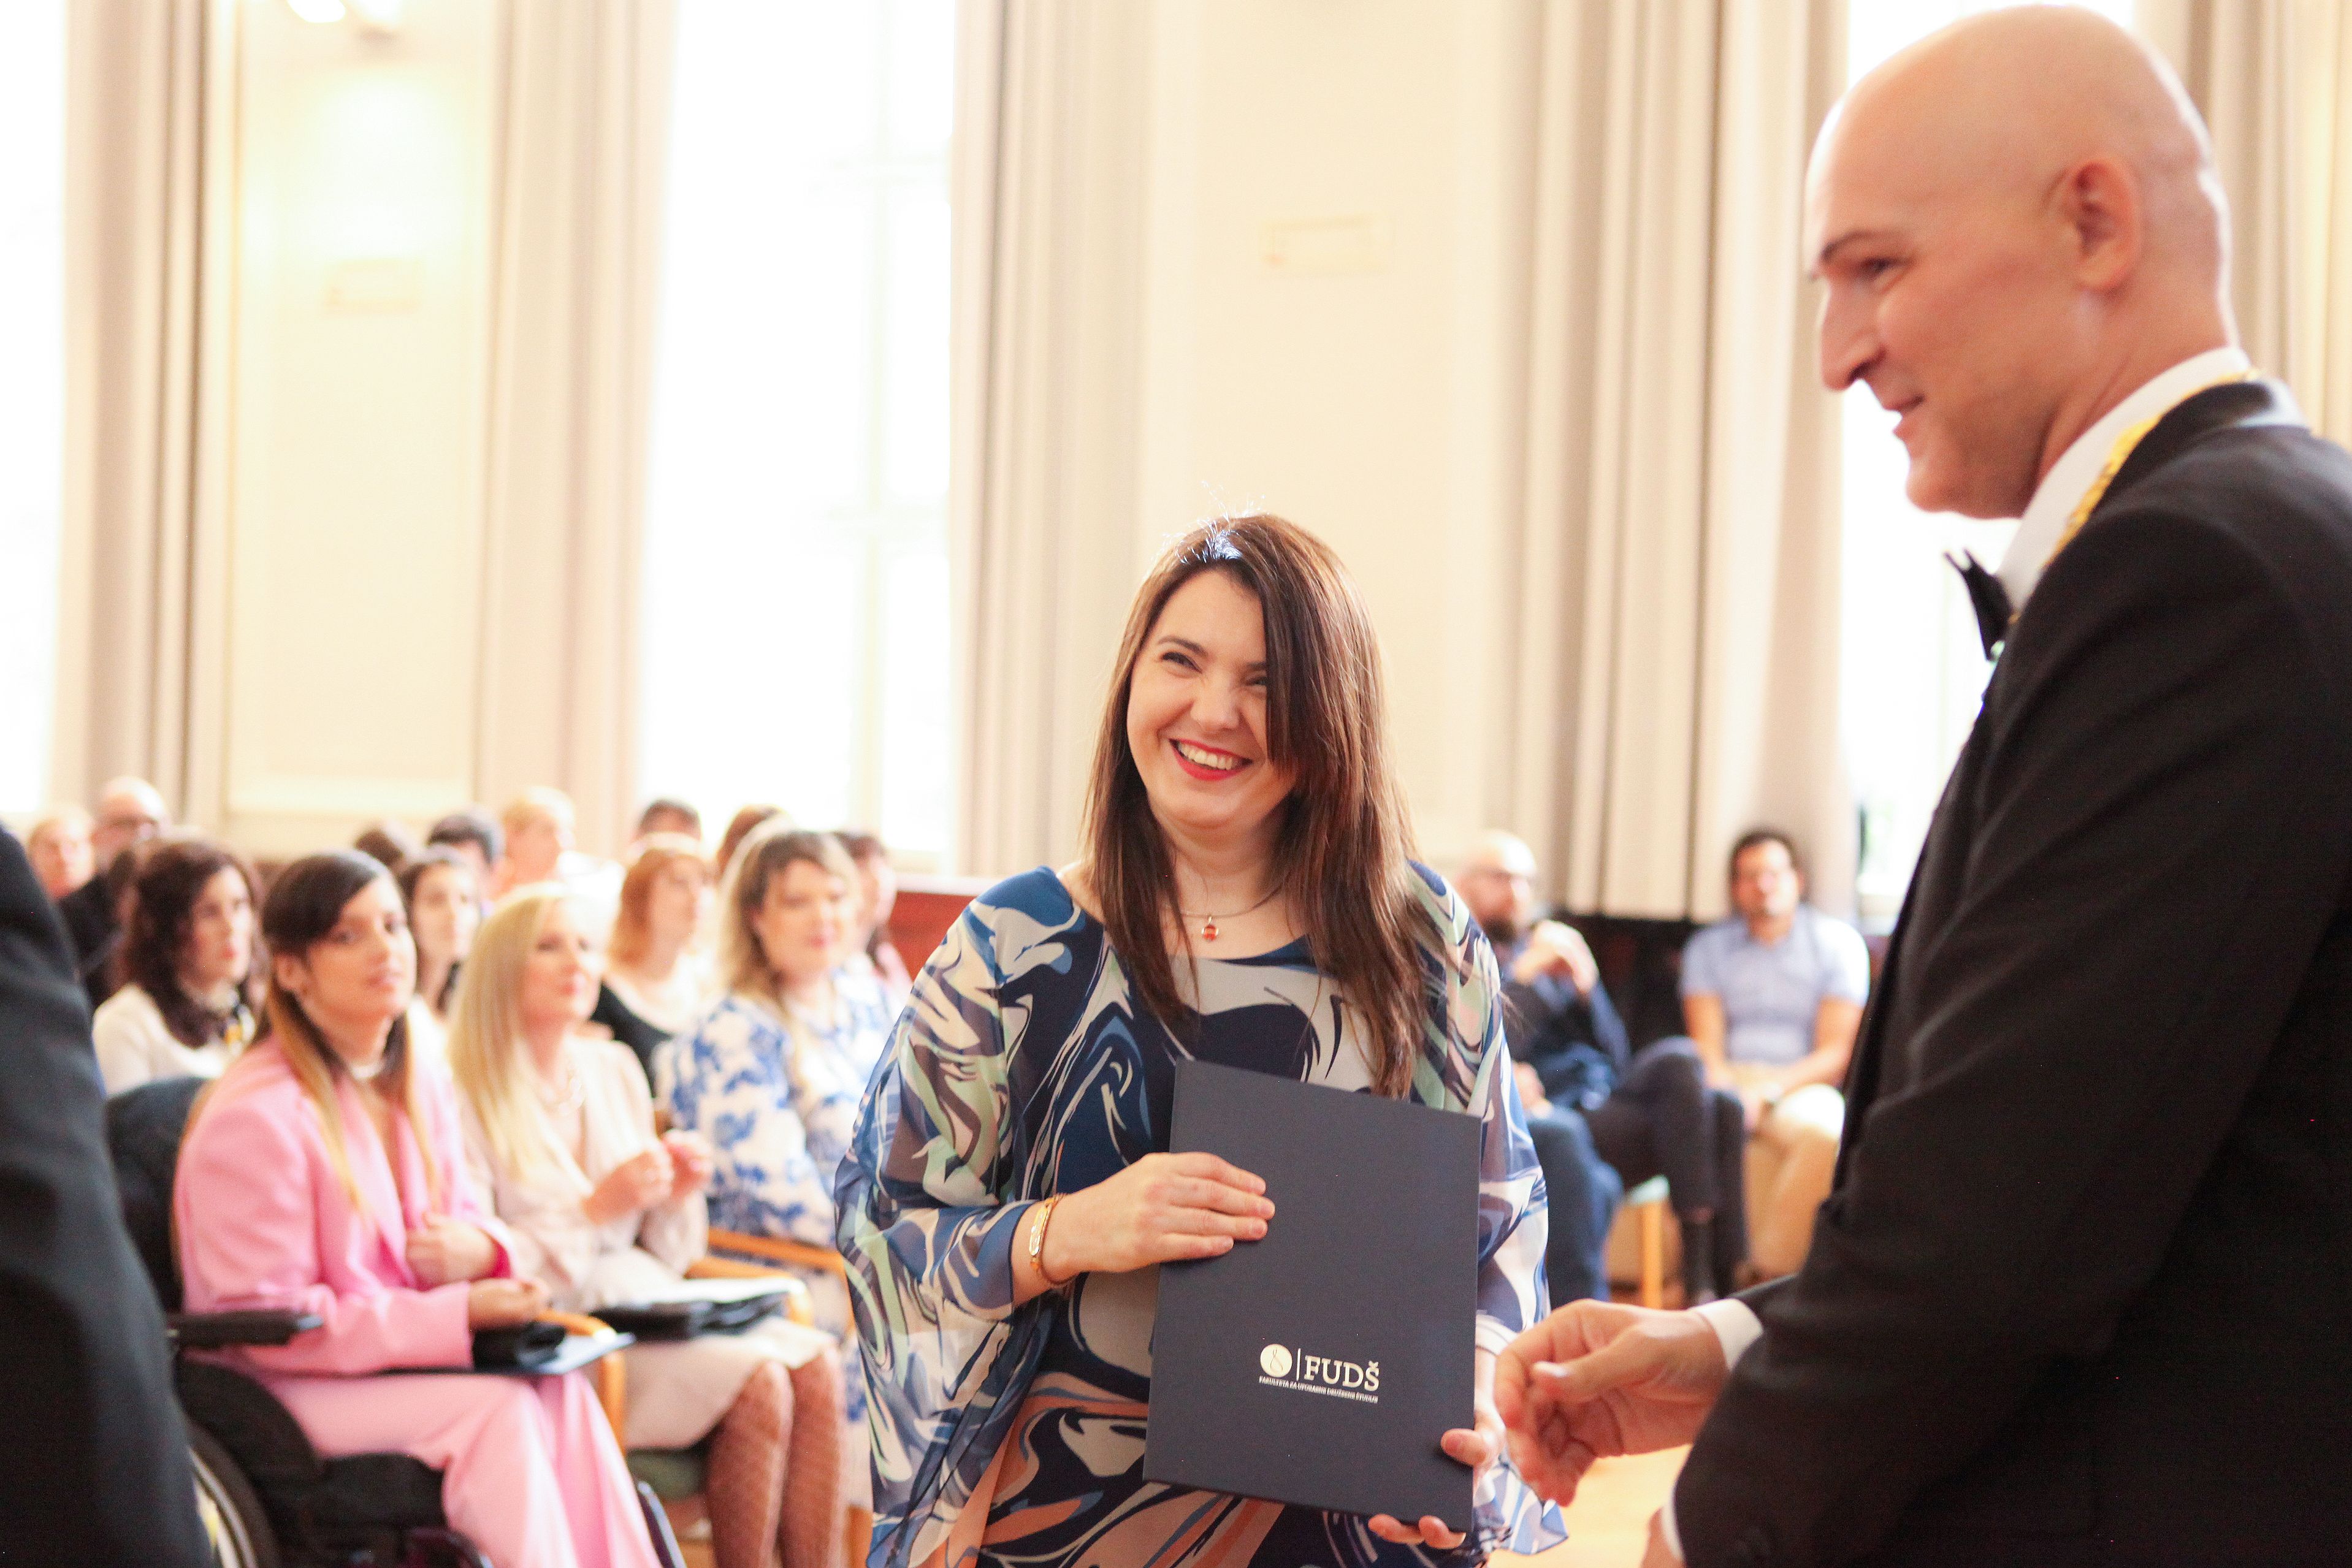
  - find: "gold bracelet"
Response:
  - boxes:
[1027,1195,1071,1287]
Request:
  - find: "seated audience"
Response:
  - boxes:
[593,834,714,1076]
[427,807,503,903]
[354,818,425,875]
[657,824,892,1502]
[834,829,911,1008]
[1682,827,1869,1277]
[451,888,845,1568]
[635,796,703,846]
[91,835,260,1095]
[1456,833,1622,1304]
[58,776,170,1008]
[1464,829,1749,1303]
[25,807,93,902]
[714,804,787,882]
[399,848,482,1059]
[174,851,659,1568]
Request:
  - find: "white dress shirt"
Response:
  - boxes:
[1662,343,2253,1563]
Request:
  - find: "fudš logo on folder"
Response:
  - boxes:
[1258,1342,1381,1401]
[1148,1060,1478,1529]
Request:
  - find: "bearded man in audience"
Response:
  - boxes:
[1498,10,2352,1566]
[55,775,168,1009]
[1461,830,1752,1304]
[1457,831,1623,1305]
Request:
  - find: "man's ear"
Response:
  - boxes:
[2061,155,2142,292]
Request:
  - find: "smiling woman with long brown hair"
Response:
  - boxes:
[837,514,1563,1568]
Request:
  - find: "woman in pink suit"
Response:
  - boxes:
[176,850,661,1568]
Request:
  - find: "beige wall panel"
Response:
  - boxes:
[221,2,497,857]
[1133,0,1541,875]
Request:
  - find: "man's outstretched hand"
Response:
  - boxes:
[1493,1300,1730,1505]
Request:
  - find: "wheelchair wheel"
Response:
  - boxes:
[188,1420,280,1568]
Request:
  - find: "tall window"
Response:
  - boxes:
[0,4,66,817]
[640,1,955,861]
[1838,0,2136,924]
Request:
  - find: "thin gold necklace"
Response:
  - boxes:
[1175,885,1281,943]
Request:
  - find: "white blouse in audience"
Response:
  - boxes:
[403,997,448,1064]
[92,984,239,1096]
[459,1034,832,1450]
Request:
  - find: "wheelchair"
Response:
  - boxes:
[107,1075,684,1568]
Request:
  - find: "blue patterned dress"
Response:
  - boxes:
[655,967,898,1449]
[836,867,1566,1568]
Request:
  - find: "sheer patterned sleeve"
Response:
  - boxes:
[835,892,1052,1568]
[1417,868,1568,1560]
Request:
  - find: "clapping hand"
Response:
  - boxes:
[1367,1403,1503,1551]
[1493,1300,1728,1506]
[584,1144,676,1225]
[406,1217,500,1286]
[662,1130,713,1197]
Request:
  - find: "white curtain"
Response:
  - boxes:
[1510,0,1850,921]
[56,0,223,817]
[2153,0,2352,446]
[475,0,676,854]
[947,0,1155,876]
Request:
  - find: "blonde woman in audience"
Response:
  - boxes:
[451,888,846,1568]
[175,851,659,1568]
[594,834,716,1076]
[25,807,93,902]
[92,835,261,1095]
[399,847,482,1061]
[834,830,912,1009]
[656,824,894,1503]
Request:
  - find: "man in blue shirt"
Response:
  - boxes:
[1681,828,1869,1276]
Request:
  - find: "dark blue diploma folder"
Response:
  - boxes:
[1144,1059,1480,1532]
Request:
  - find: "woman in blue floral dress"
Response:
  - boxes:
[838,516,1566,1568]
[657,823,898,1502]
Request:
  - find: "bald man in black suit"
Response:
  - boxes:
[1496,10,2352,1567]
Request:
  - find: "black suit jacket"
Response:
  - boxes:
[1676,381,2352,1568]
[56,861,125,1010]
[0,829,209,1562]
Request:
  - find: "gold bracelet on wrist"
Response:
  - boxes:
[1028,1194,1072,1287]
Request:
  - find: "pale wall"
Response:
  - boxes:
[220,1,502,858]
[180,0,1546,870]
[1133,0,1543,876]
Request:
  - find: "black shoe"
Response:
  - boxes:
[1680,1217,1719,1305]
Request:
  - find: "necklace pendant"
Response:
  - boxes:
[1201,918,1218,942]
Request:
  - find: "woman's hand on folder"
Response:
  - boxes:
[1367,1404,1502,1550]
[1044,1152,1273,1277]
[1492,1301,1727,1505]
